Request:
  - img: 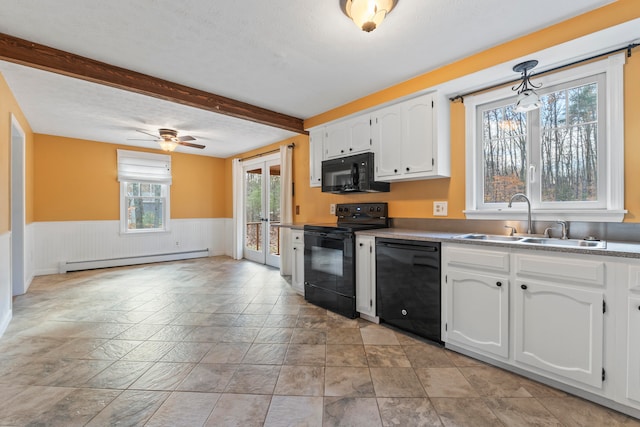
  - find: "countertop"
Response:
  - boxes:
[356,227,640,259]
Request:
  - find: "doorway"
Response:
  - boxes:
[242,155,281,268]
[10,115,26,296]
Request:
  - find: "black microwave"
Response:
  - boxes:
[321,152,390,194]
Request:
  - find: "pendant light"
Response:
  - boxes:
[512,60,542,113]
[341,0,398,32]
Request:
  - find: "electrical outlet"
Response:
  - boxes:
[433,201,448,216]
[330,204,336,215]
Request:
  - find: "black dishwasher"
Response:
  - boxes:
[376,238,442,344]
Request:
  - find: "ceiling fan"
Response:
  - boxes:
[130,128,205,151]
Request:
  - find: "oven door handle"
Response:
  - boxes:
[304,231,350,240]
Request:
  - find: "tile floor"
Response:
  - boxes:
[0,256,639,426]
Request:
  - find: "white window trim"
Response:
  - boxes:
[117,149,172,234]
[464,53,626,223]
[119,181,171,234]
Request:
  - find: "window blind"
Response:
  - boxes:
[117,149,172,184]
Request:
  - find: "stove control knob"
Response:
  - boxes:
[377,207,382,212]
[401,309,408,316]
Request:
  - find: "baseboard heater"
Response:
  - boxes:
[58,249,209,273]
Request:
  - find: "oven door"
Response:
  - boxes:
[303,230,355,317]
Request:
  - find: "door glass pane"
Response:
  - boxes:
[245,167,262,252]
[481,105,527,203]
[540,82,598,202]
[269,164,281,256]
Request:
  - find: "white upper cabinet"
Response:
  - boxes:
[371,104,402,178]
[307,90,450,184]
[373,92,449,182]
[309,129,324,188]
[325,114,372,159]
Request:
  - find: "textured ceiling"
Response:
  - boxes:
[0,0,619,157]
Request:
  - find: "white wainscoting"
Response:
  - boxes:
[24,222,35,293]
[0,232,12,337]
[34,218,233,276]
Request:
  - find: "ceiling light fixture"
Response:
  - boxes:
[341,0,398,32]
[158,139,178,152]
[512,60,542,113]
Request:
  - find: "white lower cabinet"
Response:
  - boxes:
[626,296,640,403]
[441,242,640,417]
[513,252,605,389]
[514,279,604,388]
[291,230,304,295]
[355,235,376,319]
[446,270,509,358]
[444,245,510,358]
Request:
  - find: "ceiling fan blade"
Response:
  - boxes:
[177,135,196,142]
[178,141,206,149]
[136,129,159,138]
[127,138,157,141]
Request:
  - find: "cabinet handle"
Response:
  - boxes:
[394,169,398,173]
[496,282,502,287]
[341,149,344,153]
[359,243,363,247]
[638,305,640,311]
[406,167,410,172]
[521,284,528,290]
[293,247,297,251]
[349,148,353,151]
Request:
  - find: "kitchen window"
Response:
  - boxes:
[117,149,172,233]
[464,54,625,222]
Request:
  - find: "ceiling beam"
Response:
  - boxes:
[0,32,306,134]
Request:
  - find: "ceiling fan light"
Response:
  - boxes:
[158,139,178,152]
[344,0,396,32]
[514,89,541,113]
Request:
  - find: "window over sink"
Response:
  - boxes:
[463,54,626,222]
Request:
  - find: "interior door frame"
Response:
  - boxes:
[241,153,280,267]
[10,114,26,296]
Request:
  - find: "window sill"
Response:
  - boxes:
[464,209,627,223]
[120,229,171,236]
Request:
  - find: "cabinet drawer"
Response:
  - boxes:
[629,266,640,293]
[516,254,605,287]
[446,245,509,273]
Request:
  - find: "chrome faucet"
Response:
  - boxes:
[507,193,532,235]
[556,220,569,239]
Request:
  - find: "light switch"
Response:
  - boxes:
[330,204,336,214]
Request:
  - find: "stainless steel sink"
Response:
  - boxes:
[453,234,607,249]
[519,237,607,249]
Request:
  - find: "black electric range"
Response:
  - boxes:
[303,203,388,318]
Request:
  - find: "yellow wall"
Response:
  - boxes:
[292,0,640,223]
[33,134,226,221]
[0,73,34,233]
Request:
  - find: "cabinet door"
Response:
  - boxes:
[402,93,434,175]
[514,280,603,388]
[372,105,402,179]
[347,115,372,155]
[291,231,304,295]
[628,296,640,402]
[355,236,376,317]
[309,129,324,187]
[446,269,509,358]
[325,121,349,159]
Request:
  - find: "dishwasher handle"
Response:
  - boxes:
[377,242,438,252]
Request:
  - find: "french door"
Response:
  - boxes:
[243,156,281,267]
